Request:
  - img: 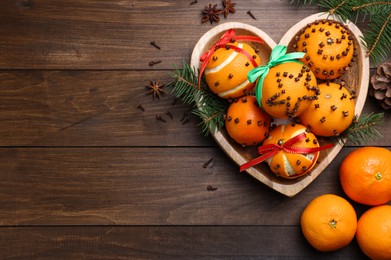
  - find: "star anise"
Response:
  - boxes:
[146,79,166,100]
[223,0,236,18]
[202,4,222,24]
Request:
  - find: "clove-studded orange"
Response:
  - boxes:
[261,62,319,119]
[299,82,355,137]
[295,19,355,80]
[263,123,320,179]
[205,41,261,99]
[225,95,271,146]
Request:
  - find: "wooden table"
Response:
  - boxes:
[0,1,389,258]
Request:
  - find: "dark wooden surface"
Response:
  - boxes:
[0,0,389,259]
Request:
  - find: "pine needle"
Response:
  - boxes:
[361,12,391,64]
[336,112,384,145]
[168,61,228,136]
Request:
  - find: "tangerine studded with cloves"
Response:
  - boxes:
[205,41,261,99]
[225,95,271,146]
[294,19,355,80]
[261,62,319,119]
[263,123,320,179]
[299,82,355,137]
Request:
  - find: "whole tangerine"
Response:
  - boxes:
[339,147,391,206]
[356,205,391,260]
[301,194,357,252]
[225,95,271,146]
[205,41,261,99]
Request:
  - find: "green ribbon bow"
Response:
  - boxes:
[247,45,305,106]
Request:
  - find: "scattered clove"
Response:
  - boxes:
[156,115,167,123]
[203,157,214,168]
[150,41,161,50]
[166,111,173,119]
[247,10,257,20]
[189,0,198,5]
[149,60,162,66]
[207,185,218,191]
[137,104,145,112]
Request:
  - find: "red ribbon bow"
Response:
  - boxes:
[198,29,265,88]
[240,132,334,172]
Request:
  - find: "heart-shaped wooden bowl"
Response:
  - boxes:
[190,13,369,197]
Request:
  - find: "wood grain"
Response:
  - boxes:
[0,147,382,226]
[0,70,210,146]
[0,0,389,258]
[0,70,389,147]
[0,0,319,69]
[0,226,368,259]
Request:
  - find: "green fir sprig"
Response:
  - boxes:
[167,62,229,136]
[336,112,384,145]
[290,0,391,65]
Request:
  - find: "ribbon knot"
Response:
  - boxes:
[239,132,334,172]
[199,29,236,63]
[198,29,264,89]
[247,45,306,106]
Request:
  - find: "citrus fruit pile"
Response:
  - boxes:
[198,20,389,259]
[300,147,391,258]
[201,19,357,179]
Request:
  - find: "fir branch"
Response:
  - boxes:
[328,0,349,16]
[193,105,227,135]
[352,1,391,12]
[336,112,384,145]
[362,12,391,64]
[319,0,357,22]
[168,61,228,136]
